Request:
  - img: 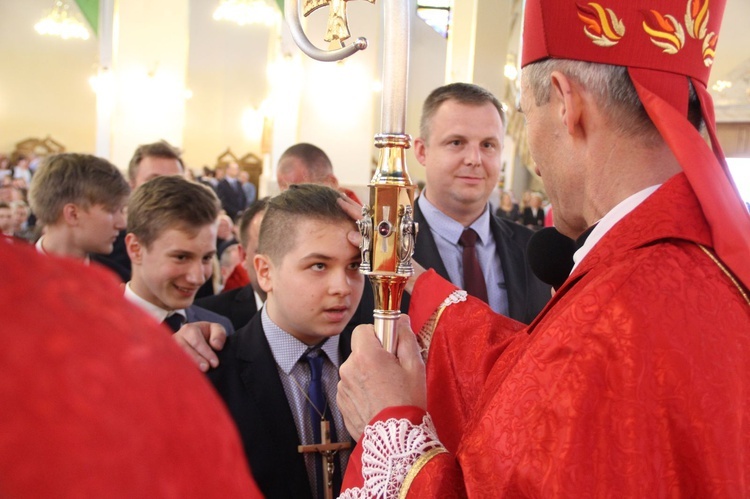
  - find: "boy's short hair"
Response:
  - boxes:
[128,176,220,249]
[29,153,130,225]
[127,140,184,184]
[258,184,353,264]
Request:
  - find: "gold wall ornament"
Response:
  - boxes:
[285,0,416,353]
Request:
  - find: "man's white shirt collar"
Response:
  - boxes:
[572,184,661,273]
[124,282,186,323]
[418,193,492,243]
[35,236,91,265]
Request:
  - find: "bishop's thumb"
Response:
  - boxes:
[395,314,425,374]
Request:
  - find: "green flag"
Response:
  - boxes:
[74,0,99,36]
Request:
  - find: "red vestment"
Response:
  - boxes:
[0,241,262,497]
[342,174,750,497]
[340,187,362,205]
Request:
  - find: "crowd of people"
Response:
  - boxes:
[2,137,376,498]
[0,154,41,244]
[3,0,749,496]
[493,188,551,230]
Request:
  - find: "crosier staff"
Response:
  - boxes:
[286,0,417,354]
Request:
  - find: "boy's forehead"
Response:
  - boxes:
[284,218,356,252]
[294,216,355,234]
[93,197,127,211]
[149,223,217,250]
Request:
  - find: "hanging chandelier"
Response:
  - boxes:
[35,0,91,41]
[213,0,281,27]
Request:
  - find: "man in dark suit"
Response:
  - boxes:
[195,197,269,330]
[124,176,234,371]
[402,83,550,323]
[208,185,364,499]
[216,162,248,221]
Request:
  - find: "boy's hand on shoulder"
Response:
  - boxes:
[172,321,226,372]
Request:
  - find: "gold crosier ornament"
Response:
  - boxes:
[302,0,375,48]
[286,0,417,354]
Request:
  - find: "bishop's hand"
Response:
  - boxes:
[337,195,426,294]
[337,315,427,441]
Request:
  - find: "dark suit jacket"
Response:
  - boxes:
[216,179,248,221]
[194,284,258,331]
[402,201,551,325]
[208,314,352,499]
[522,206,546,229]
[186,304,235,335]
[90,230,131,282]
[346,280,374,334]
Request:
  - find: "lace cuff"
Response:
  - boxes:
[416,290,467,361]
[339,414,446,499]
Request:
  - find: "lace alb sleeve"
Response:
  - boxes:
[416,290,467,362]
[339,414,447,499]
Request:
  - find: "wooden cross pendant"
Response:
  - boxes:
[298,420,352,499]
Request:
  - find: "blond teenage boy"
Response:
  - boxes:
[28,153,129,261]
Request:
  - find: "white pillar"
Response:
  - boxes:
[446,0,512,99]
[94,0,114,160]
[97,0,190,170]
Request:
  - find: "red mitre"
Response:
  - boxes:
[522,0,750,291]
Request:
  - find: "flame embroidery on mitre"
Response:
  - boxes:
[685,0,718,67]
[702,31,718,66]
[642,9,686,54]
[577,2,625,47]
[685,0,710,39]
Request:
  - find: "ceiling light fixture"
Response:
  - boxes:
[213,0,281,27]
[712,80,733,92]
[35,0,91,41]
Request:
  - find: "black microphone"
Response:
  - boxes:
[526,227,577,290]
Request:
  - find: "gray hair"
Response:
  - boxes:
[522,60,702,146]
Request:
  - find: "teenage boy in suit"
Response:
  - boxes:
[124,175,234,370]
[208,184,364,499]
[91,140,185,282]
[28,153,129,262]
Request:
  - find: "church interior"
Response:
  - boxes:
[1,0,749,201]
